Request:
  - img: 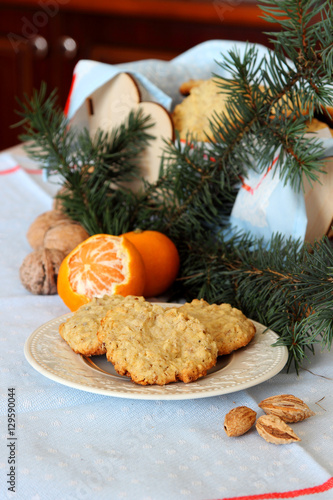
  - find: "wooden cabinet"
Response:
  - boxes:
[0,14,34,150]
[0,0,276,150]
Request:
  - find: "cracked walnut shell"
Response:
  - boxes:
[20,248,65,295]
[259,394,315,423]
[256,414,301,445]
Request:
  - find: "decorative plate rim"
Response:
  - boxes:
[24,303,288,400]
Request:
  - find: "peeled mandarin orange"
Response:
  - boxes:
[122,229,180,297]
[57,234,146,311]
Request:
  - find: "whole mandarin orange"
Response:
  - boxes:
[122,229,180,297]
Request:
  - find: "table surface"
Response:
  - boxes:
[0,145,332,500]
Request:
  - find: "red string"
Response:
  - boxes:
[239,155,280,195]
[0,165,43,175]
[212,476,333,500]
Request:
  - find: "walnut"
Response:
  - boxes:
[27,210,69,250]
[44,222,90,255]
[52,186,71,212]
[20,248,65,295]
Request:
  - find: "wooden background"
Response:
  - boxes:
[0,0,277,150]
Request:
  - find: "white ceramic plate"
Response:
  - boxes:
[24,304,288,400]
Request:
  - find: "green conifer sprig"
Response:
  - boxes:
[177,234,333,372]
[14,84,158,235]
[13,0,333,371]
[210,0,333,191]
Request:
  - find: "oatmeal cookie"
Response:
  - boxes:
[59,295,144,356]
[306,117,333,136]
[172,78,229,142]
[179,79,205,96]
[98,301,218,385]
[178,299,256,356]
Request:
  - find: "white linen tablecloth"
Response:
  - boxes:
[0,146,332,500]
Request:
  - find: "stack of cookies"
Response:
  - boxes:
[59,295,256,386]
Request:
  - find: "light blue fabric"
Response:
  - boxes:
[1,143,333,499]
[229,155,309,242]
[229,142,333,243]
[66,40,273,118]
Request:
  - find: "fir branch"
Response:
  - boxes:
[13,0,333,371]
[178,233,333,372]
[121,134,240,245]
[211,0,333,190]
[13,83,74,170]
[14,84,157,234]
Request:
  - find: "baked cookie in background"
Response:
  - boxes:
[59,294,145,356]
[98,300,218,385]
[305,117,333,137]
[172,78,333,142]
[178,299,256,356]
[172,78,230,142]
[179,79,205,96]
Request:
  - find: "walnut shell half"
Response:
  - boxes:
[20,248,65,295]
